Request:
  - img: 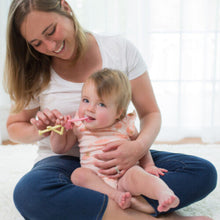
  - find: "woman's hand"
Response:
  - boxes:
[94,139,144,179]
[30,108,63,137]
[55,115,71,128]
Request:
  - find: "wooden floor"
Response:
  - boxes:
[155,137,204,145]
[2,137,219,145]
[2,140,18,145]
[155,137,220,145]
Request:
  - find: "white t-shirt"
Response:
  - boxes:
[28,33,147,162]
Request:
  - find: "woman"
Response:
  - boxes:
[4,0,217,219]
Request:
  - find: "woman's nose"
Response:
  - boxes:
[45,39,56,51]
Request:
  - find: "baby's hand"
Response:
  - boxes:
[144,165,168,177]
[61,115,74,130]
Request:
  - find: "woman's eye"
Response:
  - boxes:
[47,26,56,36]
[33,41,41,47]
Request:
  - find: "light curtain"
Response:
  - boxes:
[0,2,11,143]
[69,0,220,143]
[0,1,11,107]
[0,0,219,143]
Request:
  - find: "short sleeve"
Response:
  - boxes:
[125,39,147,80]
[24,96,40,110]
[125,111,138,137]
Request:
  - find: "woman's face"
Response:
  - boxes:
[20,10,76,60]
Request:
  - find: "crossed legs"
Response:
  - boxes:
[71,165,179,213]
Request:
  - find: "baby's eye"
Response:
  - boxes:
[99,103,106,107]
[82,98,89,103]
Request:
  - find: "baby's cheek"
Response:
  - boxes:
[98,115,108,124]
[98,112,110,125]
[78,106,85,118]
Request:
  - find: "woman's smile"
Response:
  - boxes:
[54,41,65,54]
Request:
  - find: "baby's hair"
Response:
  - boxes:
[85,68,131,120]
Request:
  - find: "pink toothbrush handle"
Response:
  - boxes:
[64,117,88,130]
[68,117,88,123]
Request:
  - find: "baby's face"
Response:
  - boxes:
[78,81,121,131]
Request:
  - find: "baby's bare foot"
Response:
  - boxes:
[157,194,180,212]
[115,191,132,209]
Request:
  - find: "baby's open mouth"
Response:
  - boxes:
[86,116,95,121]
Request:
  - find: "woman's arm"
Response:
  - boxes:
[7,107,64,143]
[131,71,161,156]
[7,107,42,143]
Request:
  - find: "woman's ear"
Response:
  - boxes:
[60,0,71,13]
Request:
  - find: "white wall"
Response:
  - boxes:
[0,2,11,142]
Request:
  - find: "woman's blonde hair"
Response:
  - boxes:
[85,68,132,120]
[4,0,87,113]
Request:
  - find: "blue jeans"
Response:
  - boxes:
[146,150,217,216]
[14,150,217,219]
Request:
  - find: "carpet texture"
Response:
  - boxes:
[0,144,219,219]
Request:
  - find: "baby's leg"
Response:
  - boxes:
[71,167,132,209]
[118,165,179,213]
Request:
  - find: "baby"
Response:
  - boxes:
[50,68,179,212]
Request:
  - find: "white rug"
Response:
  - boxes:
[0,144,219,219]
[153,144,220,220]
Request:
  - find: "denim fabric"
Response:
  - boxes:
[13,151,217,219]
[13,155,108,220]
[145,150,217,216]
